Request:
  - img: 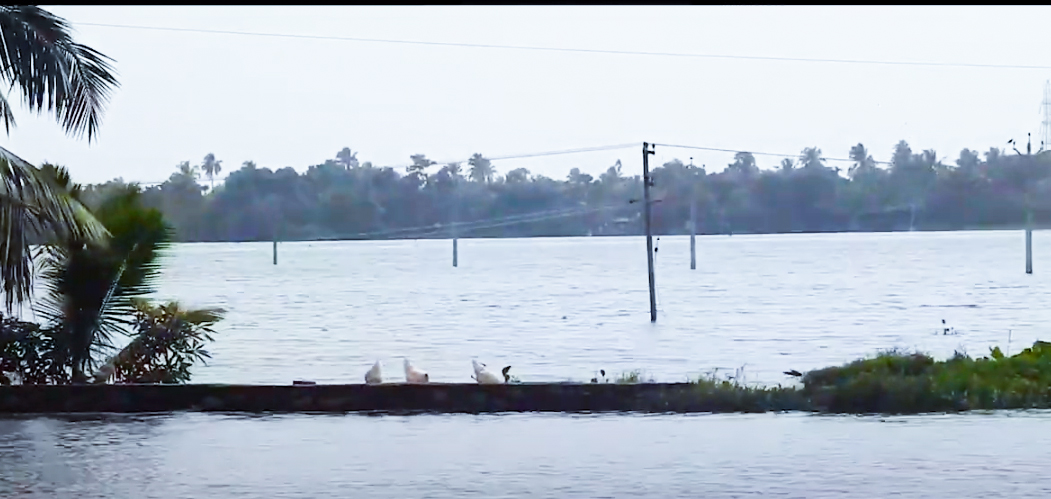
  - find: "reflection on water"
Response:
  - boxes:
[1,411,1051,498]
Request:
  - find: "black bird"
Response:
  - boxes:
[501,366,512,383]
[783,369,802,377]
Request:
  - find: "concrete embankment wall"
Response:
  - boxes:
[0,383,808,414]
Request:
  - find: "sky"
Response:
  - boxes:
[7,5,1051,185]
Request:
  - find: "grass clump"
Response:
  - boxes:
[801,341,1051,414]
[662,341,1051,414]
[685,369,809,413]
[615,369,654,384]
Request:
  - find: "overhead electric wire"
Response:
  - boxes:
[311,200,635,241]
[653,142,893,166]
[74,21,1051,71]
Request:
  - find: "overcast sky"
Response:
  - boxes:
[9,6,1051,184]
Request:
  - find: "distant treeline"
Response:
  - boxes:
[72,141,1051,242]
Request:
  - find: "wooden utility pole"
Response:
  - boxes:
[643,142,657,322]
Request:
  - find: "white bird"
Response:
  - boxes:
[404,358,429,383]
[472,359,504,384]
[365,361,383,385]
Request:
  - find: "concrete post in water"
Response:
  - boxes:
[452,177,460,267]
[642,142,657,322]
[1026,209,1033,275]
[689,157,697,271]
[690,199,697,270]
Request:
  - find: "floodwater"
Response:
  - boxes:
[158,230,1047,385]
[2,412,1050,498]
[6,231,1050,497]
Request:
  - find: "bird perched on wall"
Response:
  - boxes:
[501,366,512,383]
[404,358,429,383]
[472,359,503,384]
[365,361,383,385]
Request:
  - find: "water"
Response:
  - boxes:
[2,412,1051,498]
[7,230,1051,497]
[147,230,1047,385]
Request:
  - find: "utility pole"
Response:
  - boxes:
[643,142,657,322]
[689,157,697,270]
[452,175,459,267]
[1011,132,1043,275]
[272,211,281,266]
[1042,80,1051,152]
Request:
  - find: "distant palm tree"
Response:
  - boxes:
[848,143,876,178]
[335,147,358,170]
[200,153,222,190]
[468,153,495,184]
[799,147,824,169]
[0,6,119,311]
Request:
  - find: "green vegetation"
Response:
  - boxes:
[0,6,119,312]
[801,341,1051,413]
[77,140,1051,243]
[0,169,224,385]
[608,341,1051,414]
[0,6,219,385]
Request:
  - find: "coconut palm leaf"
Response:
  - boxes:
[0,6,119,142]
[36,183,171,379]
[0,148,108,312]
[0,6,118,312]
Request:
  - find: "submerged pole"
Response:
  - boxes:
[689,158,697,271]
[643,142,657,322]
[452,178,460,267]
[273,239,277,266]
[1026,209,1034,275]
[690,199,697,270]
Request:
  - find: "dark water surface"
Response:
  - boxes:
[1,411,1049,498]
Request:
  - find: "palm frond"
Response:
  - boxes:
[0,6,119,142]
[0,88,16,135]
[0,147,108,312]
[35,184,170,378]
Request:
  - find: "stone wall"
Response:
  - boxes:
[0,382,809,414]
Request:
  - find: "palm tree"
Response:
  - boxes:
[848,143,876,179]
[0,6,119,312]
[335,147,358,170]
[36,178,172,382]
[200,153,222,190]
[799,147,825,169]
[468,153,495,184]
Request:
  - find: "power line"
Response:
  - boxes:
[74,21,1051,71]
[653,142,893,166]
[310,201,634,241]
